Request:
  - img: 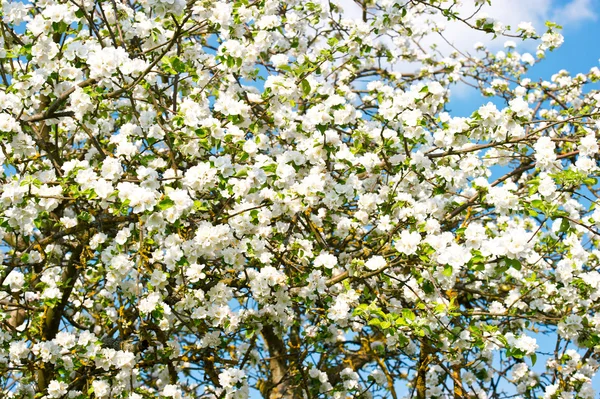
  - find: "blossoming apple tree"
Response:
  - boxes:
[0,0,599,398]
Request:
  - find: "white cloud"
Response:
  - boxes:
[551,0,598,25]
[422,0,597,53]
[426,0,598,98]
[331,0,597,55]
[437,0,553,51]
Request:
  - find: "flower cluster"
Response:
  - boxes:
[0,0,598,399]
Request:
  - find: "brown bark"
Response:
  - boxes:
[0,298,26,331]
[452,363,463,399]
[416,339,432,399]
[260,324,294,399]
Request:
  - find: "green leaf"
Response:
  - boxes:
[506,258,522,271]
[301,79,311,96]
[353,304,369,316]
[235,168,248,177]
[559,218,570,233]
[443,265,453,277]
[262,164,277,173]
[531,199,544,209]
[193,200,208,211]
[368,318,381,327]
[195,127,209,138]
[422,280,434,294]
[52,21,69,34]
[584,177,598,186]
[78,211,92,222]
[402,308,416,322]
[434,303,446,313]
[158,197,175,211]
[170,56,186,73]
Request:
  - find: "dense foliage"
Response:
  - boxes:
[0,0,599,398]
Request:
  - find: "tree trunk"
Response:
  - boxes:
[452,363,463,399]
[261,324,295,399]
[416,339,432,399]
